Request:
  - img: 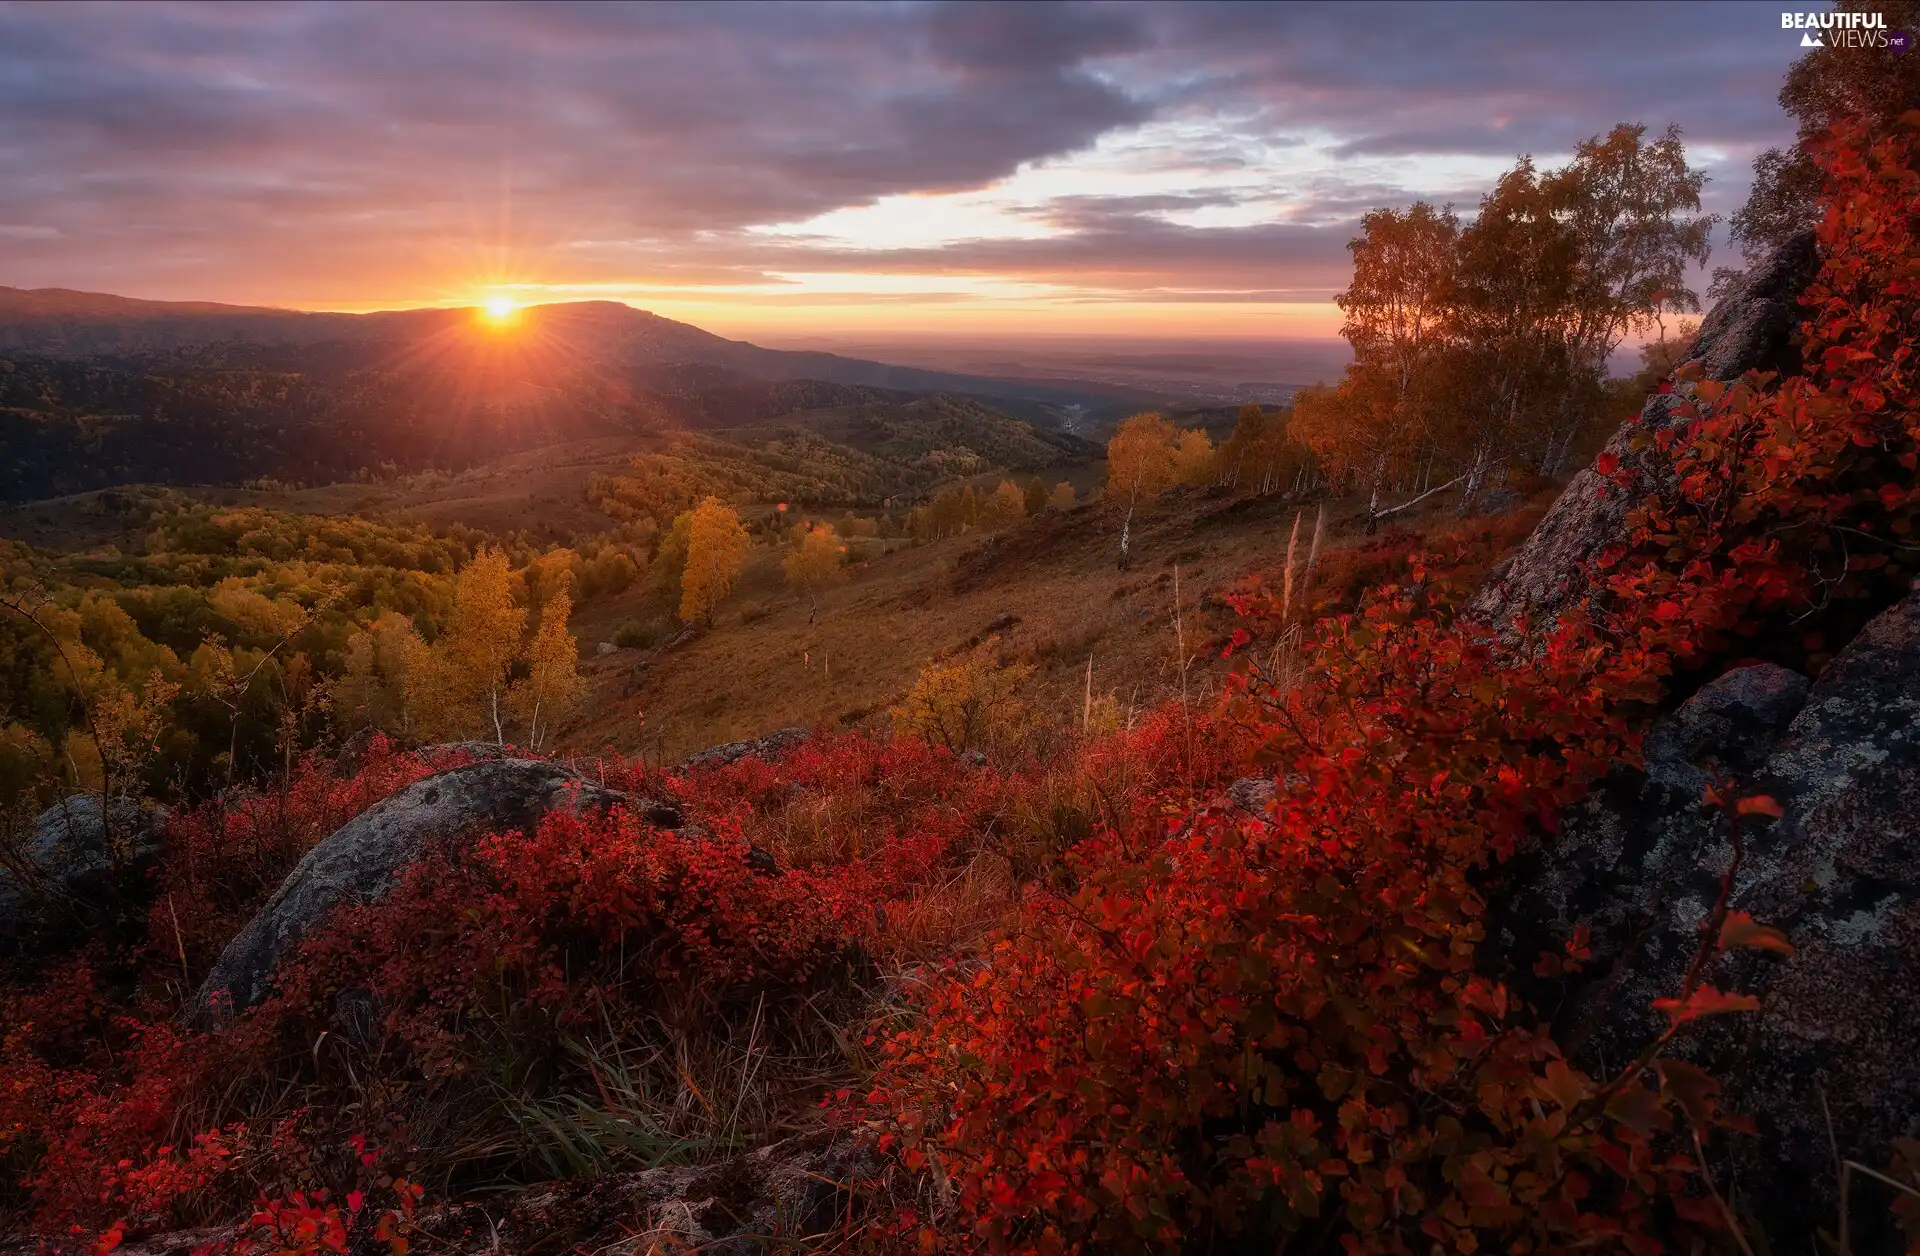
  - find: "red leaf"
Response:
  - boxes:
[1718,911,1794,955]
[1652,984,1761,1028]
[1655,1058,1722,1129]
[1537,1059,1589,1110]
[1735,794,1784,818]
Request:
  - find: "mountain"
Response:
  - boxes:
[0,288,1126,503]
[0,287,1153,416]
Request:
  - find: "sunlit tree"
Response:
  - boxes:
[1173,429,1217,488]
[436,547,527,744]
[511,591,584,752]
[983,480,1028,530]
[1105,412,1181,501]
[781,524,846,624]
[679,497,750,626]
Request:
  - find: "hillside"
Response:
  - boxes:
[0,287,1156,411]
[0,290,1156,503]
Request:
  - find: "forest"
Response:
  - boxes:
[2,19,1919,1256]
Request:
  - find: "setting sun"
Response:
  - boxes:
[481,295,518,324]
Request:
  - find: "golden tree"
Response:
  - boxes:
[1173,428,1216,487]
[1105,412,1180,501]
[434,547,526,744]
[1022,477,1048,515]
[781,524,846,624]
[891,642,1033,755]
[679,497,750,626]
[1048,481,1076,511]
[511,591,584,752]
[333,612,423,736]
[983,480,1027,530]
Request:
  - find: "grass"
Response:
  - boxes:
[559,482,1506,764]
[568,490,1180,760]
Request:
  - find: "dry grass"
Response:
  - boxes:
[559,485,1400,764]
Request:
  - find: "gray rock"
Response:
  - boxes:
[0,794,168,944]
[681,726,810,772]
[1641,662,1810,797]
[595,640,618,657]
[1469,232,1819,635]
[187,759,641,1024]
[1489,589,1920,1246]
[1225,777,1277,816]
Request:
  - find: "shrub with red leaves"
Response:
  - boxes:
[863,114,1920,1253]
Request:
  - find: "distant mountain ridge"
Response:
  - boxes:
[0,287,1127,504]
[0,287,1153,414]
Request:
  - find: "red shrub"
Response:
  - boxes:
[154,738,478,972]
[865,115,1920,1252]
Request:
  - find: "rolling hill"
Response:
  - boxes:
[0,287,1156,503]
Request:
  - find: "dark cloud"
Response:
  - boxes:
[0,1,1802,311]
[744,213,1358,298]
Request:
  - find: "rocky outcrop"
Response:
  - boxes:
[1469,232,1820,633]
[1488,587,1920,1245]
[681,726,810,772]
[0,795,167,945]
[187,759,665,1024]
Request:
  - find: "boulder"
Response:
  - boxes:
[1468,232,1819,634]
[681,726,810,772]
[0,794,168,945]
[1225,777,1277,816]
[187,759,664,1024]
[1487,588,1920,1245]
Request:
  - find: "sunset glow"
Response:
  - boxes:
[0,4,1800,340]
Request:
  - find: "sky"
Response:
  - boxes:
[0,1,1809,341]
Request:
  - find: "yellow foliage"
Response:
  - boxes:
[982,480,1027,530]
[1174,429,1217,487]
[209,578,307,638]
[333,612,425,736]
[511,592,584,752]
[518,548,578,610]
[679,497,750,625]
[782,525,846,621]
[0,722,53,813]
[1105,412,1181,500]
[424,547,526,743]
[1048,481,1076,511]
[65,667,178,799]
[891,641,1033,755]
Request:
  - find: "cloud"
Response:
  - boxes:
[0,1,1802,319]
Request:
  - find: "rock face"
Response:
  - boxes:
[681,726,810,772]
[1489,589,1920,1245]
[419,1130,878,1256]
[187,759,653,1023]
[0,795,167,945]
[1468,232,1819,633]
